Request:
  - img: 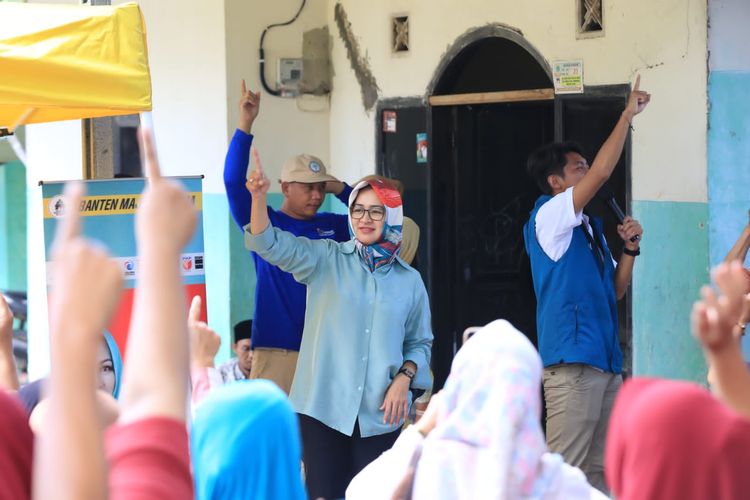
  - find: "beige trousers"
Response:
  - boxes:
[543,363,622,494]
[249,347,299,395]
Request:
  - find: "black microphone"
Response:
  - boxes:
[597,186,640,243]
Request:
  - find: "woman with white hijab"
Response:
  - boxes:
[347,319,606,500]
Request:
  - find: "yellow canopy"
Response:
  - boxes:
[0,2,151,129]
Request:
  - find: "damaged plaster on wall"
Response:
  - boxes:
[334,2,380,111]
[301,26,333,95]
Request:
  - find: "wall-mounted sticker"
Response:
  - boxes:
[416,132,428,164]
[383,110,397,133]
[552,60,584,94]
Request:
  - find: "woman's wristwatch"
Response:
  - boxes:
[397,366,416,381]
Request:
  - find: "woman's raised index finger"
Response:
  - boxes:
[633,74,641,92]
[251,146,264,175]
[241,78,247,95]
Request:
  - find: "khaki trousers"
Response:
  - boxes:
[543,363,622,494]
[249,347,299,395]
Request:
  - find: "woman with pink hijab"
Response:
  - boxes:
[606,261,750,499]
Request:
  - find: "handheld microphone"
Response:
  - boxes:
[597,186,640,243]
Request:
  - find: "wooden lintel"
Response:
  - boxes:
[428,88,555,107]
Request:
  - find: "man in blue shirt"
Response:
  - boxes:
[224,81,352,393]
[523,77,649,493]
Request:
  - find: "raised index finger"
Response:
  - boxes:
[137,127,161,181]
[633,74,641,92]
[241,78,247,96]
[55,181,85,246]
[251,146,264,175]
[188,295,202,324]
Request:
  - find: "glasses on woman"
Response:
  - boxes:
[350,205,386,221]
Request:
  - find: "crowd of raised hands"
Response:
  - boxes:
[32,128,199,500]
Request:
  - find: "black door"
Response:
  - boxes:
[431,101,554,388]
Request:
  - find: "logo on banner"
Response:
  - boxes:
[182,256,193,271]
[194,255,204,270]
[123,259,136,277]
[49,196,66,218]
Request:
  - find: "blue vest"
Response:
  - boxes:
[523,195,622,373]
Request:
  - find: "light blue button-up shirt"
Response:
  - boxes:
[245,224,433,437]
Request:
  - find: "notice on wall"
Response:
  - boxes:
[383,110,397,133]
[552,60,584,94]
[416,133,428,164]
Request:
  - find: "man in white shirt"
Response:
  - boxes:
[523,77,650,493]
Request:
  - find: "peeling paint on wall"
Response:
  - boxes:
[301,27,332,96]
[333,2,379,111]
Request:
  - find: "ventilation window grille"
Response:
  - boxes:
[392,15,409,53]
[578,0,604,39]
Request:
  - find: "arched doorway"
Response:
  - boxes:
[428,27,554,389]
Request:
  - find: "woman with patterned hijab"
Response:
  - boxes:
[246,161,433,500]
[347,319,605,500]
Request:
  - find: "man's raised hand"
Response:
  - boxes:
[239,79,261,134]
[624,74,651,120]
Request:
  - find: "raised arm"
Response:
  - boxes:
[0,294,18,391]
[572,76,651,213]
[116,128,198,424]
[328,180,353,207]
[224,79,261,229]
[34,182,123,500]
[692,261,750,418]
[245,147,328,283]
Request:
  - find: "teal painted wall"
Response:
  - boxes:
[0,161,27,291]
[631,200,709,382]
[707,71,750,358]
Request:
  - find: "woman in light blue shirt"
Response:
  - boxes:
[245,157,433,500]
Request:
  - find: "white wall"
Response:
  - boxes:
[25,119,83,379]
[115,0,229,194]
[224,0,331,189]
[327,0,709,203]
